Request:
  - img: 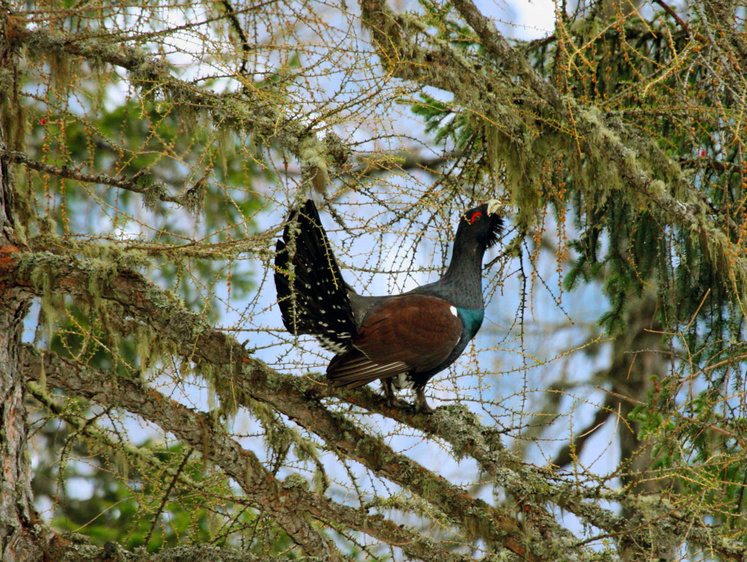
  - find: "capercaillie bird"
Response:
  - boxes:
[274,199,504,413]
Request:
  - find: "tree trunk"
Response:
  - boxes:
[614,292,676,560]
[0,5,41,559]
[0,262,37,560]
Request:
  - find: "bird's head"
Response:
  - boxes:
[458,200,505,250]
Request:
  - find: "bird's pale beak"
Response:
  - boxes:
[486,200,505,215]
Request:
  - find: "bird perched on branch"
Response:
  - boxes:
[274,199,504,413]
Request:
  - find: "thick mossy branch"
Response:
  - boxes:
[23,344,341,561]
[22,345,472,562]
[6,249,745,559]
[3,249,549,560]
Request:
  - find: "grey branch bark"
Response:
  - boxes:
[0,250,546,560]
[2,249,744,559]
[22,346,471,562]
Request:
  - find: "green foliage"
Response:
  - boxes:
[25,90,265,308]
[400,3,747,538]
[406,92,484,169]
[31,417,301,555]
[50,467,213,550]
[32,424,214,550]
[9,0,747,556]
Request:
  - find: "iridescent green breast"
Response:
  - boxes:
[457,307,484,341]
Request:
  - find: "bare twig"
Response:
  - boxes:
[0,146,197,208]
[651,0,706,42]
[144,448,194,548]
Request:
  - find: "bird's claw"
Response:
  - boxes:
[414,387,434,414]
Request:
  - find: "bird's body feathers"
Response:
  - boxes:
[274,199,504,412]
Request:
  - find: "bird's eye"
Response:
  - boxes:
[470,212,482,224]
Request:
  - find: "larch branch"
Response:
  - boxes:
[22,345,472,562]
[0,146,190,207]
[5,250,546,560]
[357,0,747,321]
[7,248,745,558]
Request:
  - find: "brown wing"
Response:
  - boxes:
[326,294,462,388]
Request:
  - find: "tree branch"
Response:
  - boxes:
[4,250,548,560]
[7,250,745,559]
[0,146,198,210]
[650,0,706,42]
[449,0,563,108]
[358,0,747,302]
[32,356,341,558]
[551,398,614,468]
[0,248,747,560]
[9,22,334,193]
[28,231,279,261]
[23,346,472,562]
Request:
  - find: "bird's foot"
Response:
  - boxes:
[414,387,434,414]
[382,378,403,408]
[382,379,434,413]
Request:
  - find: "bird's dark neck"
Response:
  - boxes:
[419,235,485,310]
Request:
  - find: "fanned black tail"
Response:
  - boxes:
[274,200,357,353]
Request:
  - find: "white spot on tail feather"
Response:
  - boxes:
[318,336,348,353]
